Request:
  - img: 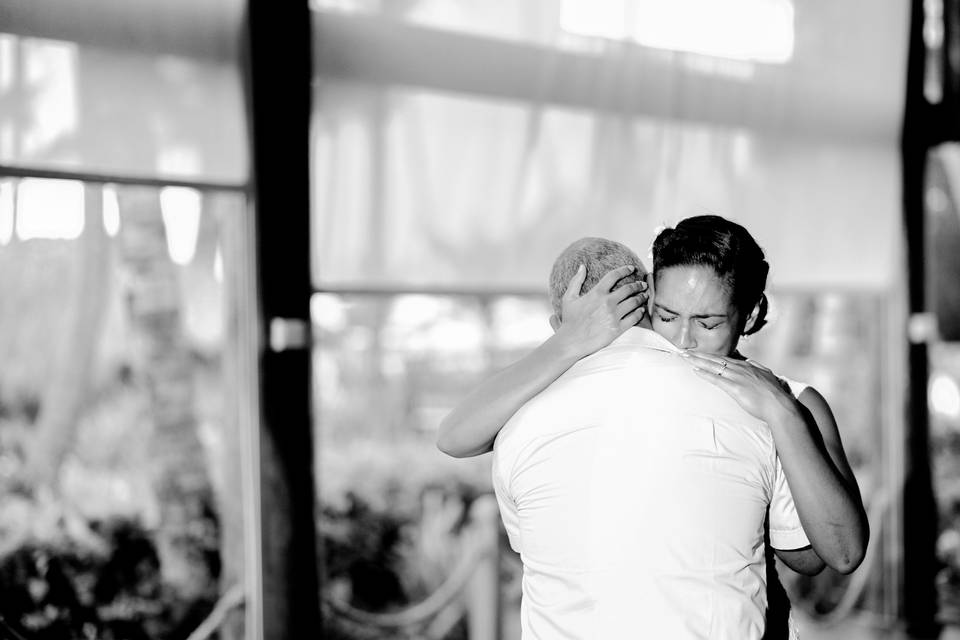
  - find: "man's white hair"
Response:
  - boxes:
[548,237,645,319]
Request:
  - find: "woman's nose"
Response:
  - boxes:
[677,323,696,349]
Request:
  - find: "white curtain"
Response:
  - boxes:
[311,0,909,292]
[0,0,247,184]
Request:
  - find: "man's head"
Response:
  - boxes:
[548,237,647,322]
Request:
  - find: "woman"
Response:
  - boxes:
[437,215,868,637]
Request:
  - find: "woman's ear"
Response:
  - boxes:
[645,273,655,317]
[549,314,561,333]
[741,302,760,335]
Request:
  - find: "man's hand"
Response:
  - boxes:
[554,264,648,358]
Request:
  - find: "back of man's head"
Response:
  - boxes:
[548,237,645,320]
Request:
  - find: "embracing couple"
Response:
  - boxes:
[436,215,868,639]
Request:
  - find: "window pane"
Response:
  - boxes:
[0,180,249,639]
[311,81,901,292]
[313,292,549,635]
[745,291,893,617]
[0,33,246,183]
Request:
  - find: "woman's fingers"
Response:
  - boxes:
[562,264,588,301]
[679,350,726,369]
[692,365,740,389]
[619,306,647,330]
[680,352,744,379]
[594,265,637,294]
[563,264,638,302]
[616,289,646,316]
[617,293,647,329]
[612,279,647,303]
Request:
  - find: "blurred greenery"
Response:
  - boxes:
[0,188,229,639]
[313,290,893,636]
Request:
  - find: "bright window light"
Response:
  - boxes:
[21,38,78,157]
[16,178,85,240]
[311,293,349,332]
[561,0,630,40]
[561,0,795,64]
[931,373,960,419]
[159,186,202,266]
[213,243,224,284]
[102,184,121,237]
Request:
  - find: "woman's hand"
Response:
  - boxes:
[681,350,869,573]
[554,264,648,358]
[679,351,796,422]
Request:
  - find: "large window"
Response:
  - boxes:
[311,2,908,637]
[0,178,251,639]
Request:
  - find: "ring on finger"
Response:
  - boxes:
[717,361,728,377]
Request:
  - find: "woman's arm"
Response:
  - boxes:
[682,353,869,574]
[796,386,863,503]
[436,264,647,458]
[769,387,867,575]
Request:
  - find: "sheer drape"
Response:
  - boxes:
[311,1,909,291]
[0,0,246,183]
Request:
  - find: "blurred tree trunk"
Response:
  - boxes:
[115,185,217,604]
[26,185,110,490]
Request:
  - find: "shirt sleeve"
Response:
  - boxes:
[491,449,522,553]
[768,454,811,550]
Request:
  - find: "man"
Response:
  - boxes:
[492,238,810,639]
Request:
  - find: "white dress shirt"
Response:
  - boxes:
[492,328,809,640]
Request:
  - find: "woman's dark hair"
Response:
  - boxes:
[652,215,769,335]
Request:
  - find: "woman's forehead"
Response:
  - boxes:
[654,265,733,311]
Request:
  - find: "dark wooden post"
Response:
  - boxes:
[901,0,943,636]
[242,0,321,637]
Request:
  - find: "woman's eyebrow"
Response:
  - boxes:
[654,302,726,319]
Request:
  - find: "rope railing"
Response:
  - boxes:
[323,535,483,629]
[185,583,246,640]
[323,494,503,639]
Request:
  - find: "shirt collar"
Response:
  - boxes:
[608,327,679,353]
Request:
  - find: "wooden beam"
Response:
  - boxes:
[243,0,321,637]
[900,0,942,635]
[313,10,904,144]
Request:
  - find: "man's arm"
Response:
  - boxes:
[436,265,646,457]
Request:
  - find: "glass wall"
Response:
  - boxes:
[0,177,250,639]
[311,2,908,637]
[926,145,960,626]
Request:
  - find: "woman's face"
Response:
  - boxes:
[650,264,743,356]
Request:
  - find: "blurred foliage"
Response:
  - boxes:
[314,291,893,637]
[0,203,229,640]
[0,516,218,640]
[318,436,489,639]
[932,344,960,624]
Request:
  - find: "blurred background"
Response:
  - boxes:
[0,0,959,638]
